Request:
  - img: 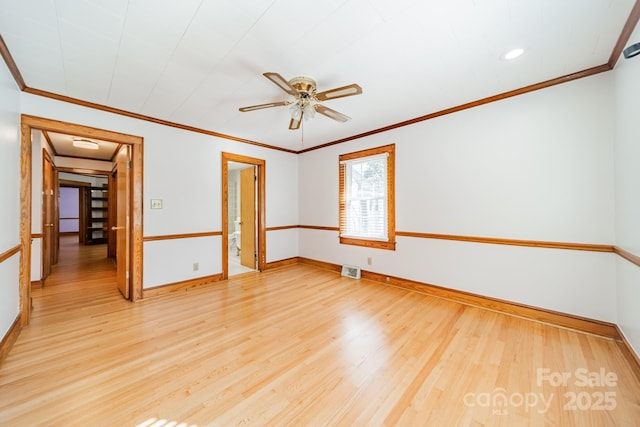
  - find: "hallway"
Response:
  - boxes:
[32,235,120,321]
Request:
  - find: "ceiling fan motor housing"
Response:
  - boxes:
[289,76,317,99]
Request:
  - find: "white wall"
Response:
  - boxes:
[20,92,299,289]
[299,72,617,322]
[59,187,79,233]
[0,54,22,338]
[613,23,640,357]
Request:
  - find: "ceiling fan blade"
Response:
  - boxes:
[239,101,290,112]
[314,104,350,122]
[289,113,302,130]
[315,83,362,101]
[263,72,298,96]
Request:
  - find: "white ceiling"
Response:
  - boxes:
[1,0,637,152]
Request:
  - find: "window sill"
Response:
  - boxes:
[339,236,396,250]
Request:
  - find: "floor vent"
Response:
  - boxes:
[341,265,361,279]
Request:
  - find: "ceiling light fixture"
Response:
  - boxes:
[288,76,317,122]
[502,48,525,60]
[72,138,100,150]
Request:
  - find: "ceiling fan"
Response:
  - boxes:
[239,72,363,130]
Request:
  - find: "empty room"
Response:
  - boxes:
[1,1,640,425]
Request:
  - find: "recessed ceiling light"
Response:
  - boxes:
[502,48,525,60]
[72,138,99,150]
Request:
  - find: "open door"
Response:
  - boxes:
[113,146,130,298]
[42,150,56,281]
[240,166,257,269]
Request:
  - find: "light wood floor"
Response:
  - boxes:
[1,236,639,426]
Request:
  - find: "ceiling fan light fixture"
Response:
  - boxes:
[240,72,362,130]
[303,102,315,120]
[289,103,302,120]
[72,138,99,150]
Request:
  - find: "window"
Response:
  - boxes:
[339,144,395,250]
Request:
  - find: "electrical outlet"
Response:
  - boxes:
[367,257,372,265]
[193,262,199,271]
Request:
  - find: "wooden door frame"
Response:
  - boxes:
[221,152,265,280]
[19,115,144,324]
[41,149,56,281]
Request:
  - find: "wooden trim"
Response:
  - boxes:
[615,325,640,383]
[130,139,144,301]
[59,179,91,187]
[299,65,612,153]
[109,144,125,163]
[143,231,222,242]
[396,231,614,252]
[0,245,20,264]
[22,114,142,146]
[0,315,22,364]
[266,225,299,232]
[608,0,640,68]
[298,257,618,338]
[339,236,396,250]
[338,144,396,251]
[21,115,144,303]
[265,257,299,270]
[299,225,339,232]
[42,130,57,156]
[0,35,26,90]
[57,167,111,175]
[20,121,32,324]
[298,257,341,273]
[56,153,116,162]
[297,227,615,253]
[614,246,640,268]
[22,89,297,154]
[142,274,223,299]
[30,280,42,288]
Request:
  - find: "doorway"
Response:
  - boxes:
[228,162,257,275]
[221,152,266,279]
[19,115,144,323]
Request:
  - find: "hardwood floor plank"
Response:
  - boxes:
[0,236,639,425]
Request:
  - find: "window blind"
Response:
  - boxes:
[339,153,388,240]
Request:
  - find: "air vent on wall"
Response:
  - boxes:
[341,265,361,279]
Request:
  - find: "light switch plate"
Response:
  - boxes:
[150,199,163,209]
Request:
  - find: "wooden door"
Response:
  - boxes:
[114,146,130,298]
[42,151,55,280]
[240,166,256,269]
[52,171,60,264]
[107,171,116,259]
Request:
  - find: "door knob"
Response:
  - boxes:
[44,224,54,227]
[111,226,125,230]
